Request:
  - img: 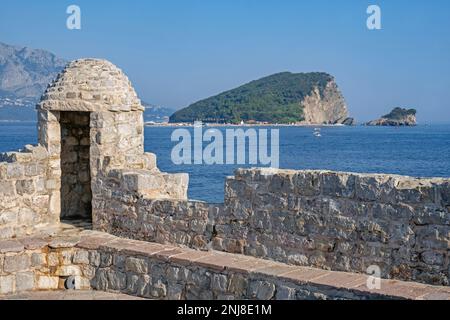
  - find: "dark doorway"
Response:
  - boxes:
[60,111,92,221]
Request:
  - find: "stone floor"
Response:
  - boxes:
[0,290,146,300]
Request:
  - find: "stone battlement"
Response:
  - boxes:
[1,59,449,299]
[98,167,450,286]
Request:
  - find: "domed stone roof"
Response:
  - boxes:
[38,59,143,112]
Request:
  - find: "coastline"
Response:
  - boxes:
[144,122,350,128]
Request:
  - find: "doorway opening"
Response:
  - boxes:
[60,111,92,224]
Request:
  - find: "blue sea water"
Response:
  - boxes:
[1,122,450,203]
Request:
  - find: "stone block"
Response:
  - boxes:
[439,181,450,206]
[3,254,31,273]
[355,174,396,202]
[45,179,60,190]
[293,171,321,196]
[0,227,15,240]
[49,237,80,249]
[136,274,150,297]
[0,181,15,196]
[47,252,59,267]
[275,285,296,300]
[167,284,184,300]
[0,240,24,253]
[31,253,46,267]
[15,272,34,292]
[0,275,15,294]
[37,276,59,290]
[125,257,148,274]
[73,250,90,264]
[394,179,436,204]
[18,208,40,225]
[228,274,248,296]
[89,251,101,266]
[143,153,157,170]
[24,163,46,177]
[6,163,24,179]
[100,252,113,267]
[249,280,276,300]
[0,210,18,225]
[55,265,82,276]
[322,172,356,198]
[421,251,445,266]
[148,279,167,299]
[211,274,228,293]
[106,270,127,290]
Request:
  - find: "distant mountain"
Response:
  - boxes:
[0,42,66,100]
[0,42,67,121]
[170,72,352,125]
[366,107,417,126]
[0,42,173,123]
[142,102,175,123]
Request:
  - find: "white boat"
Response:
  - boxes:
[313,128,322,137]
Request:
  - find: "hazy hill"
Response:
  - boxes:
[0,42,66,100]
[0,42,173,122]
[0,42,67,121]
[142,102,175,123]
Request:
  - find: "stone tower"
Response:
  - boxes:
[36,59,187,229]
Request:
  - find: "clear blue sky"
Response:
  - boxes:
[1,0,449,123]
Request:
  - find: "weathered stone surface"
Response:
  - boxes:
[0,240,24,253]
[125,257,148,274]
[249,280,276,300]
[275,285,296,300]
[37,276,59,290]
[15,272,34,292]
[48,236,80,249]
[31,253,46,267]
[15,180,35,196]
[73,250,90,265]
[3,254,31,273]
[0,275,15,294]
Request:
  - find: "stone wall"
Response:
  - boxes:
[0,145,58,239]
[100,168,449,287]
[215,169,450,286]
[0,239,92,294]
[3,232,447,299]
[93,169,204,247]
[60,111,92,219]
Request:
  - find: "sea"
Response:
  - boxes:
[1,122,449,203]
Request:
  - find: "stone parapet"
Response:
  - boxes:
[0,145,58,238]
[97,168,449,287]
[1,231,449,300]
[216,168,450,286]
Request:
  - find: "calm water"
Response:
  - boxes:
[1,122,450,203]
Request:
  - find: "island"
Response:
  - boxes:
[169,72,354,125]
[366,107,417,126]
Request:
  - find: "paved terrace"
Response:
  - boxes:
[0,222,449,300]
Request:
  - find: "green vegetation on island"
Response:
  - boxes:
[382,107,416,120]
[169,72,338,124]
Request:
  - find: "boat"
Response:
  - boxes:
[313,128,322,137]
